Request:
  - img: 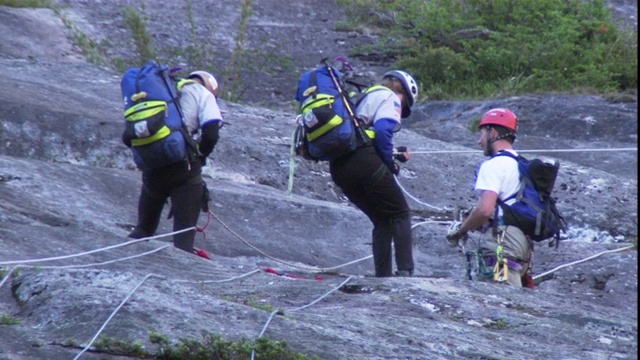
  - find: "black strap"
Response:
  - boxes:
[157,65,203,160]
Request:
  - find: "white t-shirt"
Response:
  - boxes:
[475,150,521,215]
[355,87,402,132]
[179,82,222,134]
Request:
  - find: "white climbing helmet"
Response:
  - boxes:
[188,70,219,98]
[384,70,418,117]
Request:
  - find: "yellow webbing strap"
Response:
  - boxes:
[125,101,167,121]
[306,115,343,141]
[493,231,509,282]
[131,126,171,146]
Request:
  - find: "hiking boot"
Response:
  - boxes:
[395,270,413,277]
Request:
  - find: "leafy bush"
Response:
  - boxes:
[337,0,637,100]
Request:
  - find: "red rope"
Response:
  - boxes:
[196,210,211,241]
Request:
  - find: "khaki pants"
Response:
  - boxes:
[479,225,531,287]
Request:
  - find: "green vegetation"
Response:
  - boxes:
[245,296,275,312]
[56,9,108,66]
[337,0,637,101]
[484,318,508,330]
[0,0,51,7]
[0,313,20,325]
[111,0,291,102]
[152,332,319,360]
[222,0,254,102]
[94,335,147,357]
[86,332,318,359]
[123,4,157,67]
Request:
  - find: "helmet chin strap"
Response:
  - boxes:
[486,126,517,156]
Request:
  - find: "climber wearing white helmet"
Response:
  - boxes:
[330,69,419,277]
[125,69,223,260]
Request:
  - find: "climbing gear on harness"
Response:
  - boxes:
[493,230,509,283]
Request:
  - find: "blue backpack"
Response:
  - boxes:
[494,151,567,245]
[294,61,368,161]
[121,60,198,170]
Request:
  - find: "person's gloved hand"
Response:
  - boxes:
[446,221,467,247]
[394,146,410,163]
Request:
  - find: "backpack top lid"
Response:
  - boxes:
[295,65,345,104]
[527,158,560,195]
[495,151,559,196]
[122,60,178,110]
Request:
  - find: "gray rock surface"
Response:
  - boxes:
[0,2,637,360]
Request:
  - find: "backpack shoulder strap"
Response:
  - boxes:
[351,85,388,108]
[492,150,522,204]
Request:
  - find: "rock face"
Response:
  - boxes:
[0,2,637,360]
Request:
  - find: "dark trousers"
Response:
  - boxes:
[128,161,203,253]
[330,146,414,277]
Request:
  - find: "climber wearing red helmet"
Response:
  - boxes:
[446,108,534,288]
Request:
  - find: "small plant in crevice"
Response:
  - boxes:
[245,296,275,312]
[0,313,20,325]
[484,318,508,330]
[51,6,109,67]
[93,334,148,357]
[222,0,254,102]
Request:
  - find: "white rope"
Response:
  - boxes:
[0,227,195,266]
[209,210,372,272]
[0,246,173,291]
[394,175,450,211]
[35,245,172,269]
[411,220,452,229]
[74,273,156,360]
[0,266,17,289]
[74,269,262,360]
[410,147,637,155]
[533,245,635,281]
[251,276,353,360]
